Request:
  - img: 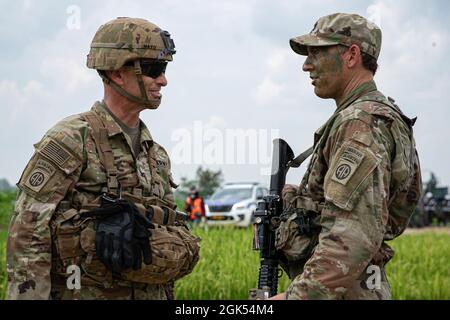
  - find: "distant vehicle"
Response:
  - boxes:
[409,172,449,228]
[205,182,268,227]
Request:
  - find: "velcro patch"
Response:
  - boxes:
[40,139,71,167]
[331,145,365,185]
[325,141,380,211]
[24,159,56,193]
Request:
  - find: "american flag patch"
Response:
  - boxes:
[40,139,71,167]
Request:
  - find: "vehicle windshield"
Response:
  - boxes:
[209,188,253,202]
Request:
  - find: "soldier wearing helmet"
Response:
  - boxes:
[87,17,176,110]
[270,13,422,300]
[7,17,200,300]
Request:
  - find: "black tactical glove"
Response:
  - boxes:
[131,209,155,270]
[87,198,154,274]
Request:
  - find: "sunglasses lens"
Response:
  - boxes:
[140,61,167,78]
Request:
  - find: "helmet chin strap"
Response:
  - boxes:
[98,62,162,109]
[132,60,161,109]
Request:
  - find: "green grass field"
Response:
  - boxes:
[1,191,449,300]
[174,226,450,300]
[0,229,7,300]
[0,191,15,300]
[385,231,450,299]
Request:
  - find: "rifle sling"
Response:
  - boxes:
[288,146,314,168]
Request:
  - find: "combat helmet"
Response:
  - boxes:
[87,17,176,108]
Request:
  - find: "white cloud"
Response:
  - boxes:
[366,1,393,29]
[22,0,32,11]
[253,76,284,104]
[0,80,23,125]
[23,79,44,94]
[0,79,48,126]
[267,49,291,73]
[251,49,292,104]
[0,80,20,97]
[40,58,96,93]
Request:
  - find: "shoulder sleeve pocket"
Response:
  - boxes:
[324,141,380,211]
[18,137,82,202]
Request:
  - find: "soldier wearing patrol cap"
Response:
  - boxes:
[270,13,422,299]
[7,17,200,300]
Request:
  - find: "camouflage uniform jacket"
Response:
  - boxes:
[7,101,178,300]
[285,81,421,299]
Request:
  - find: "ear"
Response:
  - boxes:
[105,69,126,85]
[346,44,362,69]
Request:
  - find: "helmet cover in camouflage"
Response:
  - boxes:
[87,17,176,70]
[290,13,382,59]
[86,17,176,109]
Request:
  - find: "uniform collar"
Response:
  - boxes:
[336,80,378,112]
[91,101,153,144]
[312,80,377,145]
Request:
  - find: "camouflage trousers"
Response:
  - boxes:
[50,275,173,300]
[343,267,391,300]
[286,264,392,300]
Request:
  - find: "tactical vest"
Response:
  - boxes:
[354,95,422,239]
[50,109,200,289]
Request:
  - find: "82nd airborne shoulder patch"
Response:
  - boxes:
[331,145,365,185]
[24,158,57,193]
[325,141,380,211]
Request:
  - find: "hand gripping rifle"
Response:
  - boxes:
[249,138,294,299]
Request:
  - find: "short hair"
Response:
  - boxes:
[337,45,378,75]
[361,51,378,75]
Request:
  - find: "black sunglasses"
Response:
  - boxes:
[125,60,168,79]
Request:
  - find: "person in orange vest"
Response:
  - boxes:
[184,186,206,224]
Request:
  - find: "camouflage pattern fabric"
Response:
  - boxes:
[7,101,181,300]
[284,80,421,300]
[290,13,382,59]
[87,17,175,70]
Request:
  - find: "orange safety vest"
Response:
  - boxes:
[185,196,205,220]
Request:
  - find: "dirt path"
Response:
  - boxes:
[404,227,450,235]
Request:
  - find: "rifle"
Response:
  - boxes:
[249,138,294,299]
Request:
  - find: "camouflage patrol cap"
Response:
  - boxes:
[87,17,176,70]
[290,13,382,59]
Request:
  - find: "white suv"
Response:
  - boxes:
[205,183,268,227]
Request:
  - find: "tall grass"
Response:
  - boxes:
[0,191,15,228]
[174,226,272,299]
[386,233,450,299]
[175,226,450,300]
[0,191,14,300]
[0,230,7,300]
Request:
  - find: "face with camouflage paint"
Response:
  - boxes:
[302,45,348,100]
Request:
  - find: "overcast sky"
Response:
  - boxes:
[1,0,449,190]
